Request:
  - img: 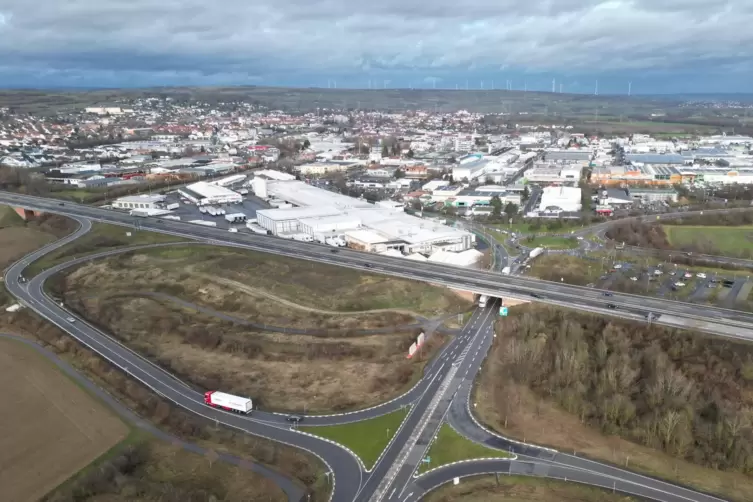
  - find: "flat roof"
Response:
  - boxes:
[267,180,372,209]
[185,181,239,199]
[115,194,165,203]
[345,229,388,244]
[257,206,342,221]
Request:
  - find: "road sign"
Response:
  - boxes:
[499,306,508,316]
[422,457,431,463]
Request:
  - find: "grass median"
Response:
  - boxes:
[299,408,409,469]
[26,222,186,277]
[418,424,510,474]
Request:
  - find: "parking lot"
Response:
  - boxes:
[597,260,753,309]
[159,190,269,231]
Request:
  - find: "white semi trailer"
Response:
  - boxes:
[204,391,253,414]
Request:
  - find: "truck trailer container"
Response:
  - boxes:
[225,213,247,223]
[188,219,218,227]
[529,247,544,259]
[204,391,253,414]
[502,266,511,275]
[246,222,269,234]
[478,294,489,308]
[165,202,180,210]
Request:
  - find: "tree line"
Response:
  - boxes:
[493,307,753,474]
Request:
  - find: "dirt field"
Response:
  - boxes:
[0,338,128,502]
[63,258,418,331]
[64,292,441,412]
[95,246,471,316]
[423,475,635,502]
[0,226,55,268]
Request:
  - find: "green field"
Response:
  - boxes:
[664,225,753,256]
[418,424,510,474]
[523,235,579,250]
[300,409,408,469]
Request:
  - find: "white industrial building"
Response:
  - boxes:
[253,179,475,257]
[298,162,352,176]
[538,186,582,213]
[524,163,583,184]
[113,194,165,210]
[179,181,242,205]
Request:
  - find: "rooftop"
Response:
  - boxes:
[184,181,239,199]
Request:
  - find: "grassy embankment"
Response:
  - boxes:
[301,408,409,469]
[25,221,186,277]
[418,424,510,474]
[54,245,471,412]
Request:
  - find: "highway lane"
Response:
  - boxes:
[5,192,753,339]
[408,458,723,502]
[364,303,500,502]
[4,218,363,502]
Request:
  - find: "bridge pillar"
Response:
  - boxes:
[13,207,42,220]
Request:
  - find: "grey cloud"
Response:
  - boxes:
[0,0,752,82]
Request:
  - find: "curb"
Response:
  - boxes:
[415,456,519,478]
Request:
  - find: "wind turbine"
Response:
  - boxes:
[628,81,632,96]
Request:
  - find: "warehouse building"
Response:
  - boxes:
[538,186,582,213]
[113,194,165,210]
[254,179,475,256]
[179,181,242,205]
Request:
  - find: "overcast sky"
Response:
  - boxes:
[1,0,751,93]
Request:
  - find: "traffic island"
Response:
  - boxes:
[299,408,409,470]
[417,424,511,474]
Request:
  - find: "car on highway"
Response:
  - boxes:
[330,249,339,253]
[606,303,617,309]
[66,316,76,323]
[286,415,303,423]
[603,292,613,296]
[530,292,543,299]
[364,263,372,268]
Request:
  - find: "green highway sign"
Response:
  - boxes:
[500,306,508,316]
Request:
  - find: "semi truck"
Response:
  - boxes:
[529,247,544,259]
[502,266,511,275]
[204,391,253,414]
[225,213,247,223]
[478,294,489,308]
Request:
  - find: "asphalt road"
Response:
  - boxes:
[4,192,753,340]
[5,218,361,502]
[0,193,741,502]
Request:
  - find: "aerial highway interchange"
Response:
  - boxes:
[2,190,744,502]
